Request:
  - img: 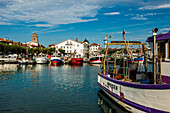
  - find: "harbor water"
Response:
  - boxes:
[0,64,130,113]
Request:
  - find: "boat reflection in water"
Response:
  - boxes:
[98,90,130,113]
[88,63,101,67]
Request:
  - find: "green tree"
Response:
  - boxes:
[58,48,65,54]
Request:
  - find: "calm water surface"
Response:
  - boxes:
[0,64,129,113]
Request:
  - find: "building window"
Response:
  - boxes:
[77,44,79,47]
[67,46,69,49]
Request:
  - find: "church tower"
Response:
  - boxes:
[32,33,38,43]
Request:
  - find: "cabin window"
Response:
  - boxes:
[159,41,165,58]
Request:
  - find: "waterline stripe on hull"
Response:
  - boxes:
[99,74,170,89]
[98,82,168,113]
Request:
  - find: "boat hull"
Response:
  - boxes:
[128,57,144,64]
[51,59,62,66]
[89,59,102,64]
[69,58,83,65]
[98,73,170,113]
[36,58,47,64]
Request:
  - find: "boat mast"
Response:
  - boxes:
[153,28,158,84]
[123,30,125,74]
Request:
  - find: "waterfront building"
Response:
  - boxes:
[22,33,45,48]
[55,38,84,58]
[48,44,55,48]
[0,37,13,45]
[89,43,100,57]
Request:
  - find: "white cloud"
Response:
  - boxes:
[131,17,147,20]
[0,22,13,25]
[104,12,120,15]
[0,0,101,26]
[160,28,170,31]
[131,14,147,20]
[34,24,53,27]
[0,0,146,27]
[139,4,170,10]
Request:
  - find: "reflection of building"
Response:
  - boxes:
[89,43,100,57]
[55,38,84,57]
[22,33,45,48]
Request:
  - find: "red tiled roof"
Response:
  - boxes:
[6,40,13,43]
[13,42,18,44]
[22,44,28,47]
[31,44,37,47]
[98,47,102,50]
[49,44,55,46]
[91,43,98,46]
[0,38,5,41]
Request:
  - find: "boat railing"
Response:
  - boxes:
[101,65,131,81]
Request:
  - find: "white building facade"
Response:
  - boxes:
[55,39,84,58]
[89,43,100,57]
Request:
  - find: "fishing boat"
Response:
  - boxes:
[89,55,103,64]
[51,52,62,66]
[128,54,144,64]
[4,54,18,64]
[69,54,83,65]
[18,58,36,65]
[97,29,170,113]
[35,53,47,64]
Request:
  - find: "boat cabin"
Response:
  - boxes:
[146,31,170,83]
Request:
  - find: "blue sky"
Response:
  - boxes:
[0,0,170,47]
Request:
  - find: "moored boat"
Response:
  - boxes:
[35,53,47,64]
[4,54,18,64]
[89,55,103,64]
[51,52,62,66]
[98,29,170,113]
[128,54,144,64]
[69,58,83,65]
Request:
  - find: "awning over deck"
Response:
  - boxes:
[146,32,170,42]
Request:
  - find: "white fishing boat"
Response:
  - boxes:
[4,54,18,64]
[128,53,144,64]
[50,52,62,66]
[98,29,170,113]
[35,53,47,64]
[89,55,103,64]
